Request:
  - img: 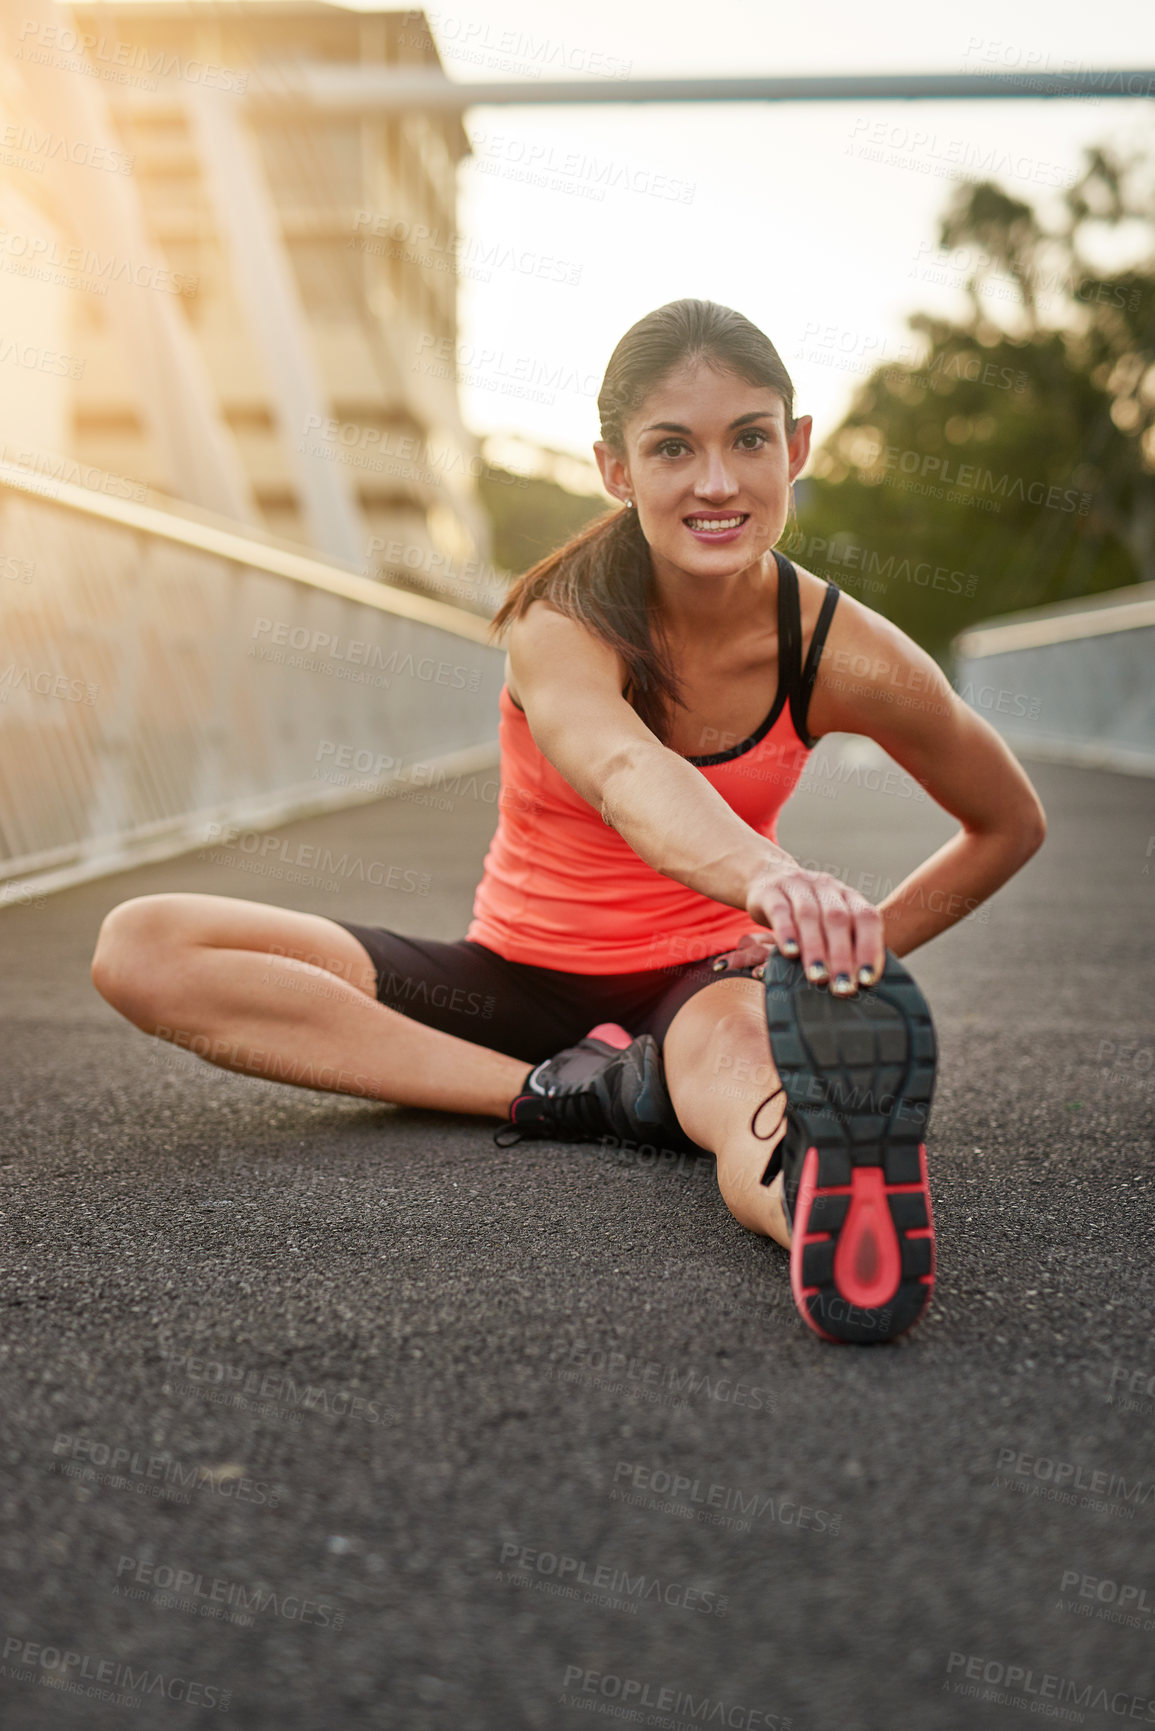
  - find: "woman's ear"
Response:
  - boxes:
[787,415,813,483]
[593,440,631,505]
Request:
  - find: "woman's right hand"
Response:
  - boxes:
[745,860,887,996]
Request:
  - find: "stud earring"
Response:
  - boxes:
[625,498,634,509]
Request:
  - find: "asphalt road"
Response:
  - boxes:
[1,742,1153,1731]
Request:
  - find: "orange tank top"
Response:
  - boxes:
[467,553,840,974]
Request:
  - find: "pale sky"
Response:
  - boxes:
[435,0,1155,467]
[97,0,1155,472]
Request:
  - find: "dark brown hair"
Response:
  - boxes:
[488,297,798,741]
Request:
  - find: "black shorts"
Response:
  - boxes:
[330,923,760,1066]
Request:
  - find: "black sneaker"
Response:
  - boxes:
[759,949,937,1344]
[494,1023,705,1154]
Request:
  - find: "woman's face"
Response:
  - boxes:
[595,356,812,580]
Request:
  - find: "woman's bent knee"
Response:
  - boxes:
[90,894,193,1026]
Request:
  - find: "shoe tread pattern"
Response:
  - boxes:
[764,950,937,1344]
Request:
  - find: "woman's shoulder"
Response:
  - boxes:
[503,597,629,709]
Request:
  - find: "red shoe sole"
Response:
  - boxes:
[790,1142,935,1343]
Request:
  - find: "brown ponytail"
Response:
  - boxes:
[489,297,798,744]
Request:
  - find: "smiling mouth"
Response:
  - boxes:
[684,513,749,533]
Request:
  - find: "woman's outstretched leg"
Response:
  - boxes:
[659,976,793,1248]
[90,892,531,1117]
[662,959,938,1344]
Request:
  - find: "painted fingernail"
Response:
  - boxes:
[831,973,854,995]
[753,964,765,980]
[806,960,828,984]
[712,957,728,972]
[858,965,879,987]
[780,938,800,957]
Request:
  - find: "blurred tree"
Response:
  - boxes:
[478,465,606,575]
[791,135,1155,659]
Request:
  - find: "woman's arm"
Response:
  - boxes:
[508,600,886,985]
[508,602,795,905]
[794,588,1048,958]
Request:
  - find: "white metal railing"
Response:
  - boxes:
[951,580,1155,776]
[0,460,506,902]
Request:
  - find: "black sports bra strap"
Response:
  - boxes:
[773,550,803,701]
[793,580,841,746]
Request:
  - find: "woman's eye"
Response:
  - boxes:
[653,431,769,457]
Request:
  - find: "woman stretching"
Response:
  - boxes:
[90,300,1046,1344]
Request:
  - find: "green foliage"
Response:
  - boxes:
[793,135,1155,659]
[478,466,607,576]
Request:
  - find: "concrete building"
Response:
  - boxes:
[51,2,495,590]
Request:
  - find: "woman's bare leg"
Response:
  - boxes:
[90,892,531,1117]
[660,976,794,1249]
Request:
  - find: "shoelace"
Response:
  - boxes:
[751,1085,787,1187]
[492,1078,613,1149]
[496,1081,788,1156]
[548,1085,616,1138]
[750,1085,786,1141]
